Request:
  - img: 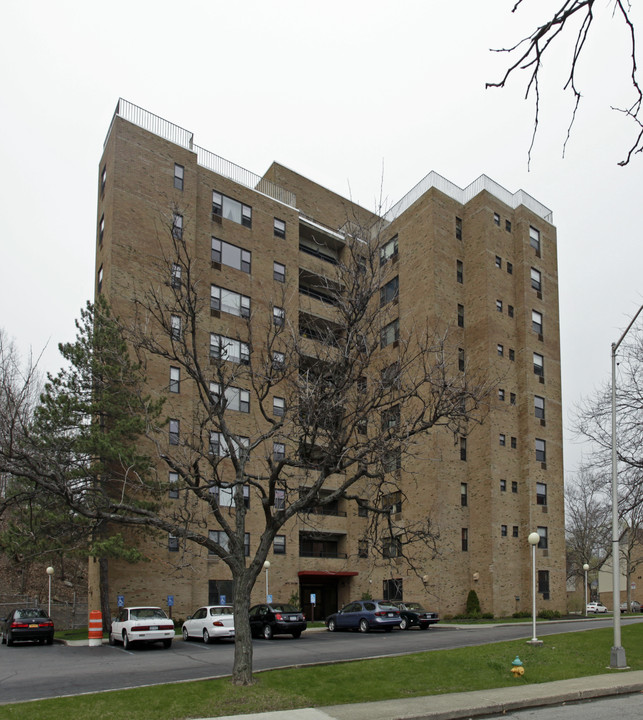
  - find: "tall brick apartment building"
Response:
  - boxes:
[91,99,565,620]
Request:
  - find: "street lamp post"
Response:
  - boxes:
[46,566,54,617]
[583,563,589,617]
[263,560,270,603]
[609,304,643,669]
[527,532,542,646]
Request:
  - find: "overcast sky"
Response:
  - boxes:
[2,0,642,480]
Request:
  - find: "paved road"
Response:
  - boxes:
[481,692,643,720]
[1,618,641,705]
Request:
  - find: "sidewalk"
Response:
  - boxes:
[195,670,643,720]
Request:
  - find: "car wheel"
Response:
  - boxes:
[163,639,172,649]
[6,633,13,647]
[399,617,408,630]
[1,631,5,645]
[46,636,53,646]
[39,638,46,645]
[327,619,337,632]
[359,619,369,633]
[292,631,301,639]
[203,628,211,644]
[420,624,430,630]
[123,631,131,650]
[109,633,116,646]
[182,627,189,641]
[262,624,273,640]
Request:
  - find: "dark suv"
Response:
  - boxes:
[326,600,401,633]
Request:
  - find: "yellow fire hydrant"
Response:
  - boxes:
[511,656,524,677]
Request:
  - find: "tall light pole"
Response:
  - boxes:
[46,566,54,617]
[610,304,643,669]
[583,563,589,617]
[527,532,542,646]
[263,560,270,603]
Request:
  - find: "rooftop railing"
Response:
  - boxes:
[105,99,296,209]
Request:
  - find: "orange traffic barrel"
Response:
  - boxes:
[88,610,103,647]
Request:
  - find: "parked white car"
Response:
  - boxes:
[586,602,608,614]
[182,605,235,643]
[109,606,175,649]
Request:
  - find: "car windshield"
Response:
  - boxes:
[271,604,298,613]
[14,609,49,619]
[378,604,398,611]
[403,603,425,611]
[210,607,233,615]
[130,608,167,620]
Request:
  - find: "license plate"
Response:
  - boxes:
[387,613,394,617]
[288,616,297,621]
[150,625,158,630]
[29,624,38,628]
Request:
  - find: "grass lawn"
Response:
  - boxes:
[6,622,643,720]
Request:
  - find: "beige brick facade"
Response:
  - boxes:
[91,100,565,621]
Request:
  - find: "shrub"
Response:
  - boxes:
[481,612,494,619]
[512,611,531,618]
[466,590,481,616]
[538,609,561,620]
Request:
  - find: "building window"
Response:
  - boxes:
[381,362,400,389]
[100,165,106,195]
[507,262,513,274]
[512,481,518,493]
[381,404,400,431]
[169,471,179,499]
[212,191,252,228]
[505,219,512,232]
[456,259,463,283]
[210,335,250,364]
[244,533,250,557]
[169,366,180,393]
[501,525,507,537]
[274,261,285,283]
[209,432,249,458]
[537,482,547,506]
[461,482,468,507]
[383,450,402,473]
[535,395,545,419]
[500,479,506,492]
[273,306,285,327]
[537,526,548,549]
[538,570,550,596]
[273,396,285,416]
[383,578,403,601]
[534,353,544,377]
[460,437,467,461]
[530,226,541,253]
[532,310,543,335]
[461,528,469,551]
[497,344,504,357]
[496,300,503,312]
[174,163,184,190]
[380,235,398,265]
[274,535,286,554]
[211,484,250,509]
[383,491,402,515]
[171,262,182,289]
[455,217,462,240]
[458,348,465,371]
[273,442,285,462]
[211,237,251,273]
[495,255,502,269]
[211,285,251,318]
[536,438,546,462]
[380,276,399,306]
[531,267,542,291]
[358,539,368,558]
[499,433,506,447]
[274,218,286,239]
[97,265,103,294]
[168,534,179,552]
[210,383,250,412]
[494,212,500,226]
[499,388,505,401]
[272,351,285,370]
[208,530,229,554]
[509,349,515,361]
[169,419,179,445]
[508,305,514,318]
[457,304,464,328]
[274,489,285,509]
[512,526,519,538]
[381,319,400,348]
[510,392,516,405]
[383,536,402,559]
[172,213,183,240]
[98,215,104,245]
[171,315,181,340]
[511,436,517,449]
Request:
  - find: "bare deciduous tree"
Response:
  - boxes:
[487,1,642,166]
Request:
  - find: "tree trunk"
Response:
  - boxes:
[99,557,112,634]
[231,571,255,685]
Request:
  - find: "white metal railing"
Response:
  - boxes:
[384,171,553,224]
[105,99,296,209]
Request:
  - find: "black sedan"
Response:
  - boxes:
[1,608,55,646]
[249,603,307,639]
[389,601,439,630]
